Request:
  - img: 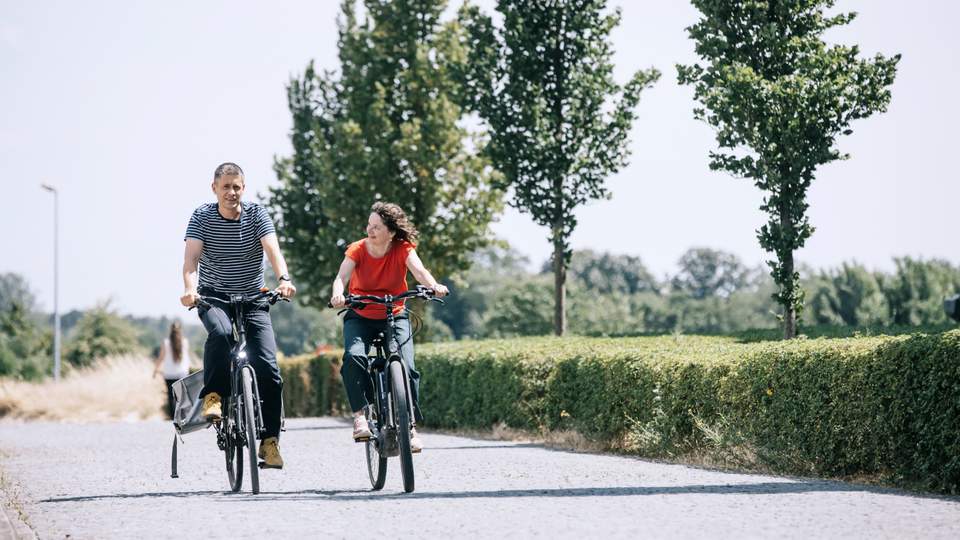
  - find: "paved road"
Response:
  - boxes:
[0,417,958,539]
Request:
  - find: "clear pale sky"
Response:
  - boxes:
[2,1,957,319]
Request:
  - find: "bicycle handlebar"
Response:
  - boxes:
[188,289,289,311]
[327,285,446,310]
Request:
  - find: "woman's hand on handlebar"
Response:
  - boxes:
[329,294,346,308]
[431,284,449,298]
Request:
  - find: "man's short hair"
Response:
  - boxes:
[214,162,244,180]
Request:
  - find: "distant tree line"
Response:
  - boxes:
[3,248,957,380]
[431,247,960,339]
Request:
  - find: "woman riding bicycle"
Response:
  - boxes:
[329,202,448,453]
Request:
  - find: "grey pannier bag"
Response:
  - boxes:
[170,369,211,478]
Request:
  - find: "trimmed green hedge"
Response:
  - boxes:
[280,353,348,417]
[280,331,960,493]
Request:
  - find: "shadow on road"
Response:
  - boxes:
[282,425,346,432]
[426,444,543,451]
[41,491,228,502]
[255,481,883,501]
[43,480,922,504]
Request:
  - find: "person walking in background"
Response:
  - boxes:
[152,321,192,419]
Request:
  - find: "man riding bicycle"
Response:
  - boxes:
[329,202,448,452]
[180,162,296,469]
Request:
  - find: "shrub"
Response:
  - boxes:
[281,331,960,493]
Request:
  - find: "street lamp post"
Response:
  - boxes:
[40,183,61,381]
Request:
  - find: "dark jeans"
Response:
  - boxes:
[164,378,177,419]
[341,310,422,423]
[197,297,282,439]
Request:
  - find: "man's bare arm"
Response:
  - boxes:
[261,233,297,298]
[181,239,203,307]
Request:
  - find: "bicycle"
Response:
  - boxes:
[190,288,287,494]
[330,285,445,493]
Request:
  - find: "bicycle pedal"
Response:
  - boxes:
[353,436,372,443]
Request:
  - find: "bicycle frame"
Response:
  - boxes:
[338,286,443,493]
[205,294,269,451]
[364,300,417,455]
[225,295,265,441]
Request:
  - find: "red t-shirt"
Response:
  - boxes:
[345,239,415,319]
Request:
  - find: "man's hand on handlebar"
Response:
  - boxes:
[181,290,200,307]
[329,294,346,309]
[277,281,296,299]
[431,284,449,298]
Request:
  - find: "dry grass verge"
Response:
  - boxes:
[0,356,166,422]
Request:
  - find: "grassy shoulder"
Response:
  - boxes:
[0,356,166,421]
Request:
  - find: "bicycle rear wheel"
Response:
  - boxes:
[364,404,387,490]
[241,366,260,494]
[224,396,243,492]
[389,361,415,493]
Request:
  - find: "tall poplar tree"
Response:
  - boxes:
[677,0,899,338]
[460,0,660,335]
[268,0,503,307]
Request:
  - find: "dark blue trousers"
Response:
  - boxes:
[198,299,282,438]
[340,310,423,423]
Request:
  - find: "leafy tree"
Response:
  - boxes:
[1,273,38,315]
[481,276,554,337]
[460,0,660,335]
[267,0,503,308]
[0,273,51,379]
[883,257,960,326]
[64,302,140,367]
[436,242,531,339]
[569,290,671,336]
[547,249,659,296]
[269,300,341,356]
[0,301,51,380]
[671,247,749,299]
[678,1,900,338]
[806,262,888,326]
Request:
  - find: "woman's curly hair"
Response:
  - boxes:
[372,202,418,244]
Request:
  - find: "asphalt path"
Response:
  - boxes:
[0,417,958,539]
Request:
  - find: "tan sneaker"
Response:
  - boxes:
[353,415,372,441]
[409,427,423,453]
[258,437,283,469]
[201,393,221,422]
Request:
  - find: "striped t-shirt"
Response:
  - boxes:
[184,202,276,294]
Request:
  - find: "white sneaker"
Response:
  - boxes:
[409,428,423,453]
[352,416,372,441]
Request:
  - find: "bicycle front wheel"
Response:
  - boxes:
[222,395,243,492]
[389,361,415,493]
[241,366,260,494]
[365,404,387,490]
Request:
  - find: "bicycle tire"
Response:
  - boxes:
[365,404,387,490]
[225,396,243,492]
[389,361,415,493]
[241,367,260,494]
